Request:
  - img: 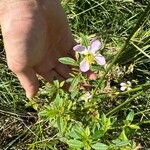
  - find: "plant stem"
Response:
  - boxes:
[93,3,150,95]
[135,109,150,116]
[119,83,150,95]
[94,83,150,96]
[138,120,150,125]
[106,91,143,116]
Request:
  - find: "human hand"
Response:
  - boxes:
[0,0,75,98]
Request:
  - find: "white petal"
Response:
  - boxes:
[120,86,126,91]
[127,81,131,86]
[85,92,92,99]
[81,92,91,102]
[120,83,126,87]
[80,59,90,72]
[95,55,106,66]
[73,44,87,54]
[89,39,101,54]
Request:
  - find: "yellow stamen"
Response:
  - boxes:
[85,53,95,64]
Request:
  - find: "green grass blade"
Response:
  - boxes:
[93,3,150,95]
[131,42,150,59]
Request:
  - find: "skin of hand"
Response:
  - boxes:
[0,0,76,98]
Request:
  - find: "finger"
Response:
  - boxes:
[34,61,64,82]
[16,68,39,98]
[55,63,71,79]
[66,40,76,58]
[37,69,65,82]
[49,69,65,82]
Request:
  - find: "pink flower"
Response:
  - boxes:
[73,39,106,72]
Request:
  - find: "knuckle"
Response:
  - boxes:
[8,62,26,73]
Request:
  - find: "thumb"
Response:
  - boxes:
[16,68,39,98]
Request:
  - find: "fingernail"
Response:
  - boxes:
[26,91,33,99]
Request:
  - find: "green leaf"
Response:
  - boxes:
[91,143,108,150]
[39,106,58,119]
[67,130,81,140]
[126,110,134,122]
[129,124,140,129]
[103,119,111,134]
[67,140,84,148]
[54,94,63,108]
[106,118,111,129]
[59,57,78,66]
[57,117,67,134]
[112,139,130,147]
[70,88,79,99]
[85,126,90,137]
[53,80,60,88]
[101,113,107,125]
[119,130,128,141]
[60,81,65,87]
[74,124,86,138]
[69,75,81,92]
[101,114,111,133]
[93,129,105,139]
[26,99,39,111]
[123,120,129,126]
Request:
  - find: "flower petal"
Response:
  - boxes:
[81,92,92,102]
[85,92,92,99]
[80,59,90,72]
[120,86,126,91]
[120,82,126,87]
[95,55,106,66]
[73,44,87,54]
[89,39,101,54]
[127,81,131,86]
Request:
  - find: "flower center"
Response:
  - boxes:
[86,53,95,64]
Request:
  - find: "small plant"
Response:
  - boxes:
[36,33,150,149]
[37,4,150,148]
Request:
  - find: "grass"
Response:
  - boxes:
[0,0,150,149]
